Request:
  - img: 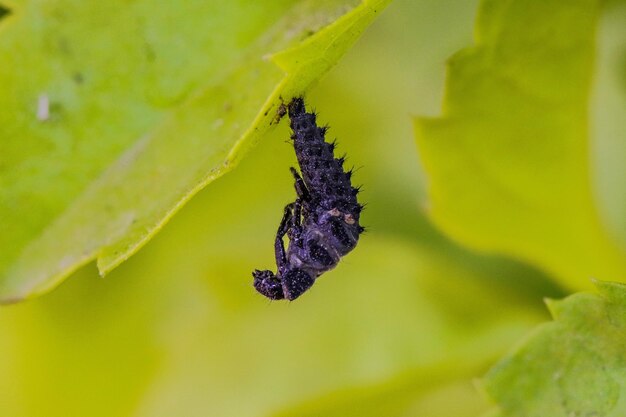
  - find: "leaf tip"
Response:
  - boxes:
[544,297,561,319]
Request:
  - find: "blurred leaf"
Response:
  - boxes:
[0,0,390,303]
[483,280,626,417]
[591,2,626,249]
[272,364,491,417]
[414,0,626,289]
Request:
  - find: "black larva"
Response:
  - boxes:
[253,97,364,301]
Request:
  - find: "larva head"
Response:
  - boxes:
[252,268,315,301]
[252,269,284,300]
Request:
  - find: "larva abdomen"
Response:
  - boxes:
[288,98,360,216]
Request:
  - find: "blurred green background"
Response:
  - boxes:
[1,0,624,416]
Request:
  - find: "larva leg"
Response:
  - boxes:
[292,199,302,228]
[275,203,294,275]
[290,167,310,202]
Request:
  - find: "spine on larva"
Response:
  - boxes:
[287,98,361,218]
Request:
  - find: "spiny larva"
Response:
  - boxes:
[252,97,364,301]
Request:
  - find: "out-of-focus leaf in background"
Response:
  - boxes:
[0,0,390,302]
[414,0,626,289]
[592,1,626,251]
[483,280,626,417]
[272,364,492,417]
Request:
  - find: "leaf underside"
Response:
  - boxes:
[0,0,391,302]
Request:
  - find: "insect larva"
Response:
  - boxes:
[253,97,364,300]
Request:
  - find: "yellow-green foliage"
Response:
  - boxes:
[0,0,624,416]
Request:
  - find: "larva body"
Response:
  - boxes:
[253,98,364,301]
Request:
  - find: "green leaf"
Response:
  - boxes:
[482,280,626,417]
[413,0,626,289]
[0,0,391,303]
